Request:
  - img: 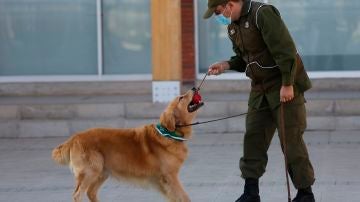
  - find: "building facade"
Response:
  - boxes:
[1,0,360,83]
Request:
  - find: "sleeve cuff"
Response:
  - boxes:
[228,56,246,72]
[228,60,237,71]
[282,72,294,86]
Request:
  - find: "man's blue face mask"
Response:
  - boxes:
[214,6,232,25]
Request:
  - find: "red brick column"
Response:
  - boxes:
[181,0,196,85]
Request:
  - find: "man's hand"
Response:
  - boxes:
[280,85,294,102]
[207,61,230,75]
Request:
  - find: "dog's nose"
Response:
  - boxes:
[191,87,198,92]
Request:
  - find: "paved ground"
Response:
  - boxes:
[1,130,359,202]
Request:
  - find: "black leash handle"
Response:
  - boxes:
[280,103,292,202]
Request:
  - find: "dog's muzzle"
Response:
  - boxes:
[188,87,204,113]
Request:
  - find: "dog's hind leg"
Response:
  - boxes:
[158,174,190,202]
[86,172,109,202]
[71,144,105,202]
[72,171,90,202]
[72,167,104,202]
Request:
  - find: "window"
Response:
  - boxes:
[0,0,152,76]
[0,0,97,75]
[196,0,360,73]
[197,0,233,74]
[270,0,360,71]
[102,0,152,74]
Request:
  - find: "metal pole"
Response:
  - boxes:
[96,0,104,76]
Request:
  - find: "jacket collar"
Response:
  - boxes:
[240,0,252,17]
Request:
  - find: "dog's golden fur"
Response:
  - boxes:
[52,90,201,202]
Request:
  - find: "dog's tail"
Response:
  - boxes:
[52,138,73,165]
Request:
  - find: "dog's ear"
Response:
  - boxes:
[160,111,176,132]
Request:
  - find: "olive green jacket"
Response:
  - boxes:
[226,0,312,109]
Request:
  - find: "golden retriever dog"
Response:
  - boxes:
[52,89,203,202]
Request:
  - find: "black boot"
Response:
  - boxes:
[235,178,260,202]
[292,186,315,202]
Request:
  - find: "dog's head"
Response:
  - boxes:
[159,89,204,132]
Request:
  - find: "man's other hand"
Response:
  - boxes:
[280,85,294,102]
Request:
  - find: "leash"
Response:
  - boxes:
[197,72,208,91]
[176,72,271,128]
[176,106,269,128]
[280,103,291,202]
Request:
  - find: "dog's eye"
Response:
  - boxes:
[179,96,184,101]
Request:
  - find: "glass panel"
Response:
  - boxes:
[197,0,360,72]
[103,0,151,74]
[269,0,360,71]
[197,0,234,73]
[0,0,97,76]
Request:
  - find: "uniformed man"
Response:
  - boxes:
[203,0,315,202]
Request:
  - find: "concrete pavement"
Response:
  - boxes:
[1,130,360,202]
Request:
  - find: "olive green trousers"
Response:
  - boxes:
[240,95,315,189]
